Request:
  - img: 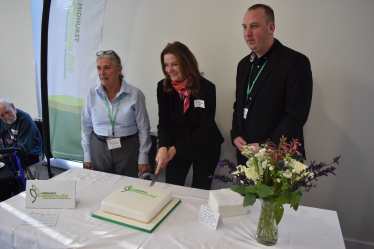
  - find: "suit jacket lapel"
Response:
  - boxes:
[238,58,251,112]
[248,41,283,108]
[237,56,252,134]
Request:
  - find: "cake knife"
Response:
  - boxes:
[149,172,160,187]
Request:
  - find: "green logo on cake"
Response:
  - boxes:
[121,185,156,198]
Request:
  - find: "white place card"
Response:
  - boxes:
[25,180,76,209]
[198,205,220,230]
[21,211,60,228]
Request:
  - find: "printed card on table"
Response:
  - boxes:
[198,205,220,230]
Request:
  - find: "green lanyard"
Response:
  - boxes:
[246,60,267,101]
[104,94,122,136]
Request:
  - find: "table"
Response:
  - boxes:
[0,168,345,249]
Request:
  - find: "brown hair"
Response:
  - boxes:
[160,42,201,98]
[248,4,275,23]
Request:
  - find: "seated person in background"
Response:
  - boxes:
[81,50,151,177]
[0,99,42,166]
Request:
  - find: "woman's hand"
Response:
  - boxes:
[83,161,92,170]
[138,164,151,176]
[155,147,168,174]
[167,146,177,162]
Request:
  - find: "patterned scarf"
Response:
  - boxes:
[171,76,192,113]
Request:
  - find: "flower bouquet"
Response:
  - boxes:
[211,136,340,246]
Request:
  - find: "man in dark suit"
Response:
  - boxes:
[231,4,313,165]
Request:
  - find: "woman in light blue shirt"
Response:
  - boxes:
[81,50,151,177]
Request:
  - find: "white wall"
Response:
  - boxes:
[0,1,38,118]
[1,1,374,248]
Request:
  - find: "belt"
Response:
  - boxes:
[94,132,137,143]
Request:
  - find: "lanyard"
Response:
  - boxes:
[104,94,122,136]
[246,60,267,101]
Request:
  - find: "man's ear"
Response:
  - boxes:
[268,22,275,35]
[10,103,16,111]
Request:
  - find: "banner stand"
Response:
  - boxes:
[40,0,53,179]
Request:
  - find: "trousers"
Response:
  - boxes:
[89,133,139,177]
[165,145,221,190]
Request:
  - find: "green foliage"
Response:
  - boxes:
[231,185,245,195]
[291,192,301,211]
[275,203,284,224]
[245,185,257,194]
[243,194,256,207]
[281,182,291,190]
[257,184,274,197]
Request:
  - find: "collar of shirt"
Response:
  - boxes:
[250,38,278,66]
[95,78,130,99]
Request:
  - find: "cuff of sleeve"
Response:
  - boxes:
[84,152,91,163]
[138,152,149,164]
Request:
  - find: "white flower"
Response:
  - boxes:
[283,170,292,179]
[269,166,274,171]
[232,165,246,175]
[308,172,314,179]
[246,159,255,168]
[290,159,308,174]
[262,160,268,169]
[247,146,255,151]
[292,169,296,173]
[277,179,281,183]
[257,161,264,176]
[289,159,309,180]
[245,167,260,183]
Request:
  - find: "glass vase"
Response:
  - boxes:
[255,199,278,246]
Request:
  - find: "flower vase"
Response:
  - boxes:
[256,199,278,246]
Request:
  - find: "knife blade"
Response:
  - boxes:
[149,172,159,187]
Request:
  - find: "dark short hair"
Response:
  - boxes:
[248,4,274,23]
[160,42,201,97]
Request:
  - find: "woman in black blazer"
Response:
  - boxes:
[155,42,224,190]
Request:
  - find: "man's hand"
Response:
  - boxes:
[138,164,151,176]
[83,161,92,170]
[155,147,168,174]
[167,146,177,162]
[234,136,247,151]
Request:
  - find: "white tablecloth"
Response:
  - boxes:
[0,168,345,249]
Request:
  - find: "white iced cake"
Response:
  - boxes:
[102,183,172,223]
[208,188,248,218]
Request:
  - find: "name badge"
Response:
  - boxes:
[194,99,205,108]
[243,108,248,119]
[107,138,121,150]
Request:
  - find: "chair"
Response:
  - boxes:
[34,120,45,163]
[0,130,30,191]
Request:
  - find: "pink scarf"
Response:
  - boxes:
[171,76,192,113]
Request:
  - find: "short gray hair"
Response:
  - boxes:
[96,51,124,79]
[0,99,13,109]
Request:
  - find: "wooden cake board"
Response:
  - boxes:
[92,197,181,233]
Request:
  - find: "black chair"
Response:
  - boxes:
[0,163,16,201]
[34,120,44,162]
